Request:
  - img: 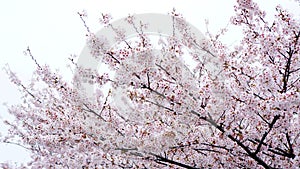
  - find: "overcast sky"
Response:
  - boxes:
[0,0,299,165]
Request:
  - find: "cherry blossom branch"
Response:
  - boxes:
[26,47,42,69]
[78,11,91,33]
[2,140,36,152]
[289,67,300,74]
[109,24,132,49]
[285,133,295,158]
[154,63,199,102]
[81,103,106,121]
[150,153,199,169]
[255,112,270,125]
[4,65,41,104]
[280,29,299,93]
[281,47,293,93]
[200,143,233,153]
[254,115,280,155]
[190,110,272,169]
[144,99,174,112]
[106,51,121,64]
[248,137,295,159]
[253,93,266,101]
[138,70,195,108]
[155,63,176,82]
[193,147,222,154]
[141,84,166,99]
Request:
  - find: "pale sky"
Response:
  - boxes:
[0,0,299,165]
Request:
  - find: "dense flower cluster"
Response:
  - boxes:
[1,1,300,168]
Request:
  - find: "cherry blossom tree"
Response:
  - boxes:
[1,0,300,168]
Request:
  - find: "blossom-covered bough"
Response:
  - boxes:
[1,0,300,168]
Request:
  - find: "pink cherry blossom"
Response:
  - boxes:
[2,2,300,169]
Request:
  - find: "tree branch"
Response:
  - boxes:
[150,153,200,169]
[254,115,280,155]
